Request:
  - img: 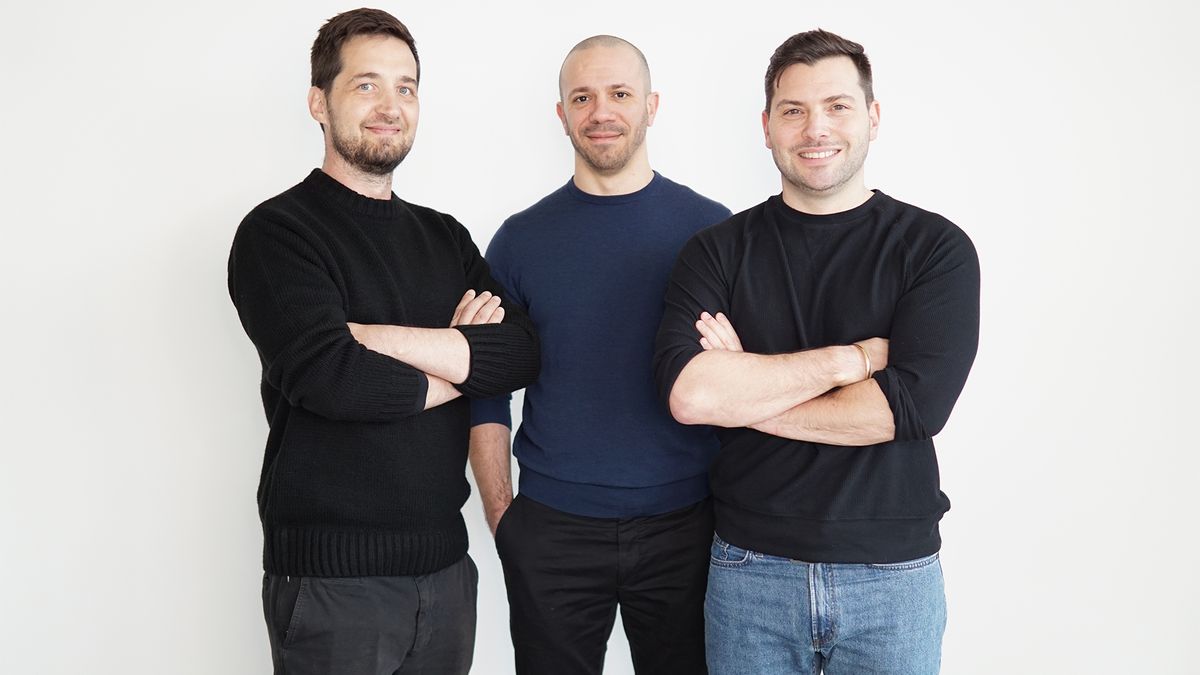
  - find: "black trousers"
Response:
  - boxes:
[262,554,477,675]
[495,494,712,675]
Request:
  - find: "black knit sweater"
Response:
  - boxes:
[655,191,979,563]
[228,170,539,576]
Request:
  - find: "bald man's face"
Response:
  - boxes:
[556,45,657,174]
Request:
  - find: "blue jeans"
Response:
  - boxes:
[705,535,945,675]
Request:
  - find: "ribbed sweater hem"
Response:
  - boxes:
[263,518,468,577]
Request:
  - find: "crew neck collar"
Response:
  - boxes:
[771,189,886,226]
[564,171,664,205]
[304,169,406,219]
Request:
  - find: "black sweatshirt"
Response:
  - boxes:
[228,170,539,577]
[654,191,979,563]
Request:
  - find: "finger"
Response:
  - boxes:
[458,291,494,325]
[489,306,505,324]
[700,336,713,350]
[472,296,503,324]
[451,290,476,326]
[695,319,730,350]
[699,313,736,348]
[713,313,743,351]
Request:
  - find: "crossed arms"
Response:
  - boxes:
[673,311,895,446]
[653,223,979,447]
[229,214,539,421]
[349,289,507,410]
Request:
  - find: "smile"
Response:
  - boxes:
[799,149,839,159]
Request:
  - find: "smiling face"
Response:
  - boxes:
[309,34,419,176]
[556,44,658,176]
[763,56,880,212]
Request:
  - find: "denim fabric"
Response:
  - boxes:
[705,535,945,675]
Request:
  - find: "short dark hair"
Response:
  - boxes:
[764,29,872,110]
[311,8,419,93]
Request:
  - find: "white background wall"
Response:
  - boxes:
[2,1,1197,673]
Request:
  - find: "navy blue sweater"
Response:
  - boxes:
[472,173,730,517]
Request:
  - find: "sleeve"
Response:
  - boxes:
[653,231,731,404]
[872,224,980,441]
[227,214,429,421]
[447,216,540,399]
[469,222,522,427]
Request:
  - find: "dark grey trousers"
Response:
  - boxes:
[262,555,477,675]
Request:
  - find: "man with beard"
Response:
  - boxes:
[469,36,730,675]
[227,9,539,674]
[654,30,979,674]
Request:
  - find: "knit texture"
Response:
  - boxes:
[654,191,979,563]
[472,173,730,518]
[229,169,539,576]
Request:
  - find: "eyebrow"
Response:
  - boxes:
[774,93,855,109]
[348,72,418,85]
[567,83,637,97]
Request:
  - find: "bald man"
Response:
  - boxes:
[470,36,730,674]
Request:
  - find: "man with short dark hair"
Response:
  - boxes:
[227,8,539,674]
[470,35,730,675]
[654,29,979,674]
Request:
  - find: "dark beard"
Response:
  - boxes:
[332,131,412,176]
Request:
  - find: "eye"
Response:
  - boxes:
[399,85,414,96]
[783,108,802,117]
[614,91,630,99]
[356,82,376,92]
[574,95,590,104]
[831,103,850,111]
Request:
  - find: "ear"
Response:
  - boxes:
[308,86,328,126]
[645,91,660,127]
[868,100,881,141]
[555,100,568,135]
[762,109,773,149]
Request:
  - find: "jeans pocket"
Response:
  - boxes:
[709,534,754,568]
[866,552,940,571]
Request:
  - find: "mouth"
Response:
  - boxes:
[798,148,840,160]
[366,126,403,136]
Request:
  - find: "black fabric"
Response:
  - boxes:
[229,169,540,577]
[654,192,979,564]
[262,555,478,675]
[495,494,712,675]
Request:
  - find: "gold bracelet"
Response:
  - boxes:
[852,343,872,381]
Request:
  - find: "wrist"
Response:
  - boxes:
[833,345,863,387]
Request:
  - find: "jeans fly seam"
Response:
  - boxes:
[807,563,820,651]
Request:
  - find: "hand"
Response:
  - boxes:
[347,321,374,347]
[451,289,504,326]
[486,502,511,537]
[853,337,889,378]
[696,311,743,352]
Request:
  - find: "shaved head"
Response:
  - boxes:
[558,35,651,100]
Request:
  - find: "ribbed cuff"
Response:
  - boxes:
[453,324,539,398]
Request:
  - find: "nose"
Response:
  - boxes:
[376,89,403,120]
[589,98,617,123]
[802,110,831,142]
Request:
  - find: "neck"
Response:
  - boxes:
[781,176,872,215]
[321,152,394,201]
[572,152,654,196]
